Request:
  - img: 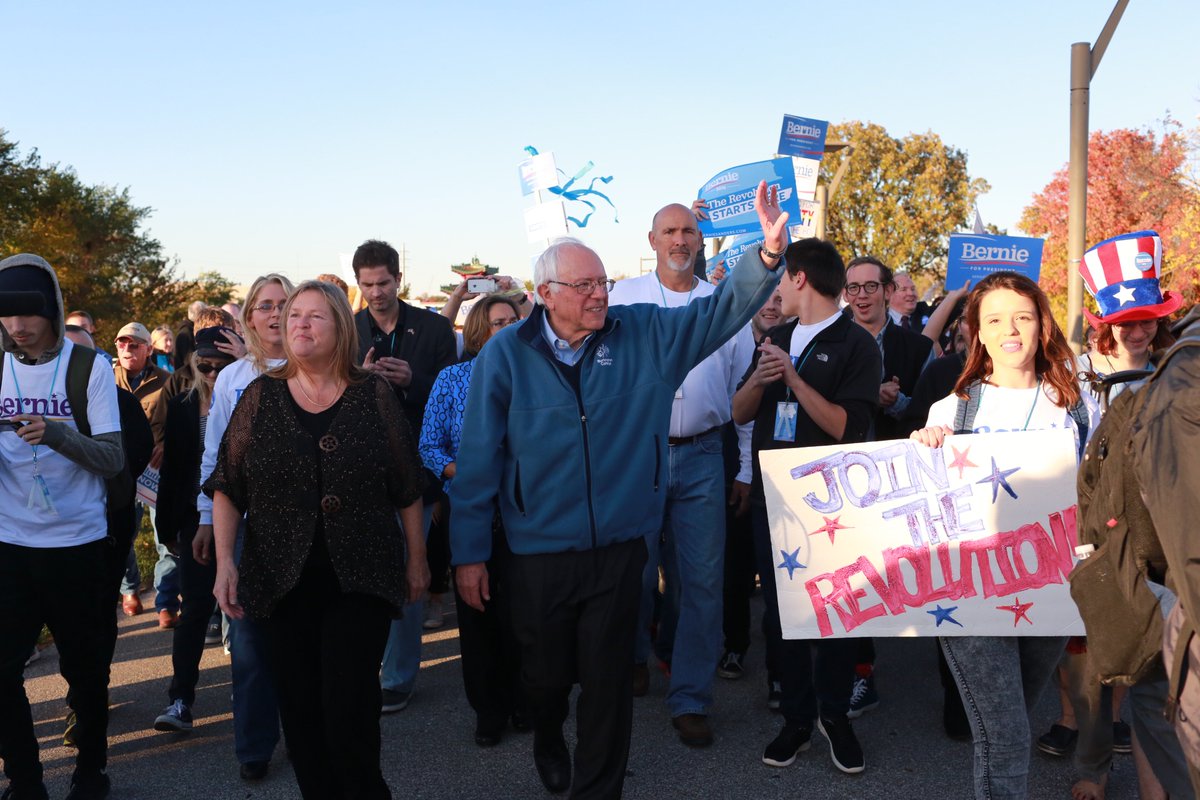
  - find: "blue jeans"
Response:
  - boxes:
[1128,678,1196,799]
[380,505,434,694]
[633,431,725,717]
[123,503,181,612]
[229,521,280,765]
[940,635,1066,800]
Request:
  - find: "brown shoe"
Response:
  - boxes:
[122,593,143,616]
[158,609,179,629]
[632,663,649,697]
[672,713,713,747]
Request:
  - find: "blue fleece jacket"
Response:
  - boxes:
[449,249,781,565]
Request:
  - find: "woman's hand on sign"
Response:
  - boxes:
[910,424,953,449]
[691,198,710,221]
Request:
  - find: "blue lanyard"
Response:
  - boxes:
[655,274,696,307]
[783,343,819,402]
[7,351,62,462]
[981,378,1041,431]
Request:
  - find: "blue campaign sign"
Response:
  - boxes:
[945,233,1045,288]
[696,158,800,239]
[777,115,830,160]
[706,234,764,278]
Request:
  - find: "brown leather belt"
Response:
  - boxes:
[667,425,721,446]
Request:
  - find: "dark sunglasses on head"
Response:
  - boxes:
[195,362,228,375]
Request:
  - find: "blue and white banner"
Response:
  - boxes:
[706,234,765,278]
[778,115,829,160]
[945,233,1044,288]
[696,158,800,239]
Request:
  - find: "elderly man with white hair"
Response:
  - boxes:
[450,183,788,799]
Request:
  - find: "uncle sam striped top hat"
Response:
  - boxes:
[1079,230,1182,325]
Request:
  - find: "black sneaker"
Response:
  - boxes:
[204,621,222,646]
[847,675,879,719]
[154,699,194,732]
[381,688,412,714]
[1035,723,1077,757]
[818,715,865,774]
[1112,720,1132,754]
[767,681,782,711]
[1,783,49,800]
[761,723,811,767]
[63,771,109,800]
[717,651,745,680]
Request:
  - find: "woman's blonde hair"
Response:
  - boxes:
[267,280,368,385]
[186,350,235,408]
[241,273,295,367]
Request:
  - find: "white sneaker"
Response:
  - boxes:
[423,597,444,630]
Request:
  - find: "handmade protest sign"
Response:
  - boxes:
[695,158,800,239]
[945,233,1044,288]
[761,429,1084,639]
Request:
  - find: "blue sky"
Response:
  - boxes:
[3,1,1197,296]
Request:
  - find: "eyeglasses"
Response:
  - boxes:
[548,279,616,295]
[489,318,518,329]
[115,340,145,349]
[195,362,228,375]
[844,282,882,296]
[252,301,287,313]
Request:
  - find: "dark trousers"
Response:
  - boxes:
[265,557,393,800]
[454,519,522,728]
[101,506,138,666]
[427,493,452,595]
[0,540,111,790]
[721,493,755,656]
[168,531,218,705]
[508,538,647,800]
[751,505,855,725]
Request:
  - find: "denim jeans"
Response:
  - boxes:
[751,504,855,723]
[380,505,434,694]
[229,521,280,765]
[123,503,181,612]
[940,635,1066,800]
[632,431,725,717]
[1128,678,1196,799]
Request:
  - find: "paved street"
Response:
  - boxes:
[23,592,1139,799]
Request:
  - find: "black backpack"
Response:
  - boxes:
[0,343,136,510]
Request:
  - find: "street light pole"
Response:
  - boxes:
[1066,0,1130,352]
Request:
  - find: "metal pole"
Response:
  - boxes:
[1066,41,1091,352]
[815,184,829,240]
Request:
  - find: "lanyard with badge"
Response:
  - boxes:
[980,377,1042,431]
[6,352,60,515]
[657,274,696,400]
[773,342,819,442]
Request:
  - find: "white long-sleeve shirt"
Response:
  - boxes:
[196,356,285,525]
[609,272,755,482]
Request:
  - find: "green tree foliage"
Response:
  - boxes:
[0,130,234,345]
[819,121,990,279]
[1021,123,1200,324]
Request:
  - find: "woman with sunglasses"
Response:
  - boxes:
[419,295,522,747]
[150,325,241,734]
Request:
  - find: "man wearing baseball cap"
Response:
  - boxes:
[113,321,179,629]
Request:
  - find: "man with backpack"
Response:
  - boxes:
[0,253,125,800]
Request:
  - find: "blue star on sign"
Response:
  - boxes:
[976,456,1020,503]
[777,547,806,580]
[927,604,963,628]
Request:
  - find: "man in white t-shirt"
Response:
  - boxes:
[609,203,755,747]
[0,253,124,800]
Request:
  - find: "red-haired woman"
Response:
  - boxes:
[911,271,1100,800]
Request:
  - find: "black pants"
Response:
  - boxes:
[508,538,646,800]
[750,505,855,725]
[721,490,756,656]
[265,552,393,800]
[168,530,218,705]
[454,518,522,728]
[0,540,111,790]
[426,493,452,595]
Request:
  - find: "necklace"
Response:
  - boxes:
[656,272,697,307]
[294,374,341,409]
[981,376,1041,431]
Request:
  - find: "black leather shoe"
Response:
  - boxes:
[533,731,571,794]
[239,761,269,781]
[475,716,505,748]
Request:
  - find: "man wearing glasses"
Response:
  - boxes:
[113,322,181,630]
[452,183,788,798]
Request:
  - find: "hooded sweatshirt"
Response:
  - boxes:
[0,253,124,547]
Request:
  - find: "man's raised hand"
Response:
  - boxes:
[754,181,790,259]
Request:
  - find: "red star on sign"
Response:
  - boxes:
[810,516,850,545]
[996,597,1034,627]
[948,444,977,480]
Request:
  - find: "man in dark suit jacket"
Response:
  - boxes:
[351,238,456,714]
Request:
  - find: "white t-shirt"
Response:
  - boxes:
[926,381,1101,455]
[789,310,844,358]
[0,341,121,546]
[197,356,285,524]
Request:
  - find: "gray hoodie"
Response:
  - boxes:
[0,253,123,477]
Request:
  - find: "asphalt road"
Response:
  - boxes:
[22,592,1139,799]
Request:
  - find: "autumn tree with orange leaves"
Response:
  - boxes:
[1021,122,1200,325]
